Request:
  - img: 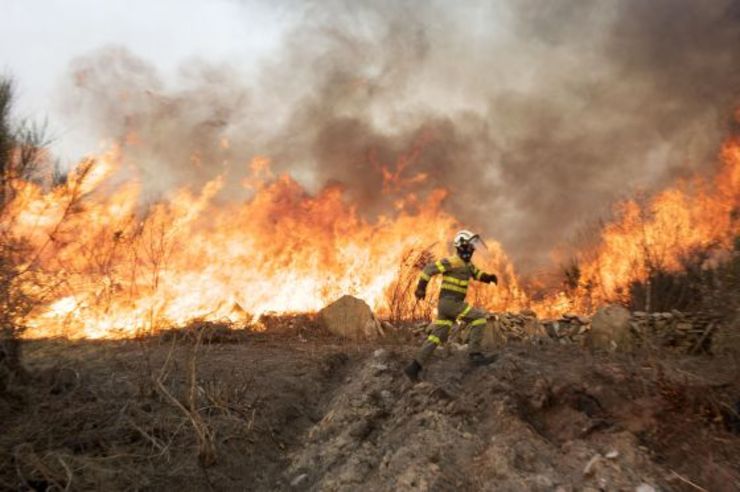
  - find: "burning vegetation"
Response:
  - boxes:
[1,109,738,339]
[1,0,734,341]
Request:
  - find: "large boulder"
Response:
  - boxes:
[319,295,384,340]
[586,304,633,351]
[482,319,507,348]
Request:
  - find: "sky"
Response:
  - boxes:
[1,0,293,160]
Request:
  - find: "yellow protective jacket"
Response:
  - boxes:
[418,254,493,302]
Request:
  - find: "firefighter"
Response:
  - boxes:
[404,230,498,382]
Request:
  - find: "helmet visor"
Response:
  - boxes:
[468,234,487,251]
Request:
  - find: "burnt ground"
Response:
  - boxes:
[1,325,739,491]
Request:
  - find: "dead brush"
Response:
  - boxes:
[385,246,436,325]
[12,443,72,491]
[201,374,254,419]
[153,326,218,468]
[1,347,159,490]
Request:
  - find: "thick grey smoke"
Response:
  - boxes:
[58,0,740,272]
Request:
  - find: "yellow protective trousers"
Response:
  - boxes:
[415,297,487,366]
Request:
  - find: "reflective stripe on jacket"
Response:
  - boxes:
[418,255,485,302]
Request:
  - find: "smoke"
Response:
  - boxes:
[58,0,740,271]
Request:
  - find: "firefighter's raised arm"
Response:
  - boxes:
[470,263,498,285]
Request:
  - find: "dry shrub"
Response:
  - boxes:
[0,331,229,489]
[384,246,435,325]
[628,240,740,316]
[153,327,218,468]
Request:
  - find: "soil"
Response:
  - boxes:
[1,324,739,491]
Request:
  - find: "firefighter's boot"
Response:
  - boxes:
[404,360,422,382]
[468,352,498,366]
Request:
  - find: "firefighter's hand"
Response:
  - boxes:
[414,285,426,300]
[481,273,498,285]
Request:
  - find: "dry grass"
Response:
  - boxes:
[0,332,222,489]
[384,247,435,325]
[0,322,360,490]
[153,327,217,468]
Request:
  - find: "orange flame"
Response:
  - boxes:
[11,149,521,338]
[533,136,739,316]
[7,130,739,338]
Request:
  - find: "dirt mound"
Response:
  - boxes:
[285,345,721,491]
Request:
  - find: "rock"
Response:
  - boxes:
[450,342,466,352]
[373,348,388,359]
[290,473,308,487]
[482,319,507,348]
[587,304,633,351]
[564,322,582,338]
[605,450,619,459]
[676,322,693,332]
[520,309,537,318]
[318,295,383,340]
[635,484,656,492]
[583,454,601,476]
[528,475,555,489]
[529,378,551,409]
[545,322,560,338]
[380,320,396,332]
[371,362,389,375]
[522,317,545,337]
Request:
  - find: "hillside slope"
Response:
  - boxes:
[1,329,739,491]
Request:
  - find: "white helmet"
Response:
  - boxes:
[454,229,479,248]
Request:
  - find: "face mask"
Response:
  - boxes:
[457,243,475,261]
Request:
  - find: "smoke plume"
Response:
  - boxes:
[58,0,740,271]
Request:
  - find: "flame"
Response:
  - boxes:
[10,149,522,338]
[7,130,739,339]
[533,136,739,316]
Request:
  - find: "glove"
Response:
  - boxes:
[415,286,426,300]
[480,273,498,285]
[414,283,427,300]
